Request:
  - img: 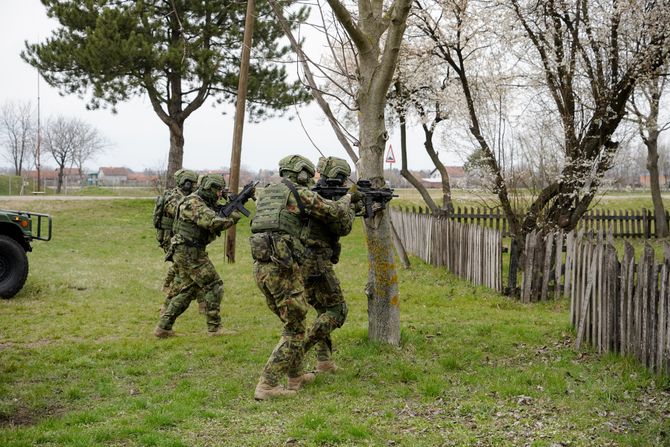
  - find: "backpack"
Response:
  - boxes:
[152,192,167,229]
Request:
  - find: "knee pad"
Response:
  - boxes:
[323,302,347,329]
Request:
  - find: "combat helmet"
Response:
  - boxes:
[198,173,227,191]
[174,168,198,193]
[278,155,315,177]
[316,156,351,180]
[174,169,198,194]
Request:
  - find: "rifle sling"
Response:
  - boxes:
[281,178,307,219]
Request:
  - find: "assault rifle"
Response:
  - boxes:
[312,178,396,218]
[217,180,258,218]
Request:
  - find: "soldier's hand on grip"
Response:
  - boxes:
[347,184,363,203]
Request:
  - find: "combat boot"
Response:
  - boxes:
[153,326,175,338]
[287,372,316,391]
[207,326,237,337]
[254,382,296,400]
[198,301,206,314]
[315,360,340,374]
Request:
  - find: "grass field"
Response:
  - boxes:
[393,188,670,212]
[1,198,669,446]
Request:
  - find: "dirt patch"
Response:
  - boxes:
[0,403,65,427]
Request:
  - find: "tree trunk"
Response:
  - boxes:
[398,110,441,214]
[56,166,64,194]
[646,130,669,237]
[165,121,185,189]
[359,99,401,346]
[422,124,454,214]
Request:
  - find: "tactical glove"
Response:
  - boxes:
[347,184,363,203]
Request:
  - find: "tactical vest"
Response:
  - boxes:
[251,182,303,238]
[172,197,210,246]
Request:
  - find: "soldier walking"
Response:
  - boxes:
[302,157,357,373]
[152,169,206,314]
[154,174,241,338]
[249,155,357,400]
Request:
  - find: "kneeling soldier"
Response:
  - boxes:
[154,174,241,338]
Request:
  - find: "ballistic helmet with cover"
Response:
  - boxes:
[317,156,351,180]
[174,169,198,188]
[198,173,227,191]
[278,155,315,177]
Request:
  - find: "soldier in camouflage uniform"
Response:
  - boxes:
[302,157,357,374]
[153,169,207,314]
[154,174,242,338]
[249,155,356,400]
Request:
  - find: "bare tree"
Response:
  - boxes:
[270,0,413,343]
[628,67,670,237]
[44,116,106,193]
[0,101,34,176]
[388,41,465,214]
[70,128,107,178]
[320,0,412,345]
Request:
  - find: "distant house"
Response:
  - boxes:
[24,168,85,189]
[421,166,468,189]
[127,172,158,187]
[640,174,669,189]
[98,167,132,186]
[87,172,99,186]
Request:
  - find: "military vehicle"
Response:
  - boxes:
[0,210,52,298]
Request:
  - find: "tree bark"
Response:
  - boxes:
[165,122,185,189]
[646,130,669,237]
[359,98,401,345]
[422,123,454,214]
[56,166,64,194]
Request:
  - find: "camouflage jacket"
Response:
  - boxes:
[303,201,355,250]
[172,193,239,248]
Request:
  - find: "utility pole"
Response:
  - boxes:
[36,69,42,193]
[225,0,256,263]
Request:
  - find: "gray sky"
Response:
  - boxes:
[0,0,452,173]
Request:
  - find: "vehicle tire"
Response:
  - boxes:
[0,235,29,299]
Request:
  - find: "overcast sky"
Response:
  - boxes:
[0,0,455,173]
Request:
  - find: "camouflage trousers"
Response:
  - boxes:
[302,250,348,362]
[158,244,223,333]
[160,242,203,307]
[254,260,308,386]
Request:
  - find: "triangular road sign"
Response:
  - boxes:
[385,144,396,163]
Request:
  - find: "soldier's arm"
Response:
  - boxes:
[299,188,352,224]
[189,201,241,233]
[327,206,355,236]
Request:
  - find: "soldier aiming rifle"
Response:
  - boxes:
[312,177,396,218]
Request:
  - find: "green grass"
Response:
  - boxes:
[0,199,669,446]
[0,175,34,195]
[393,188,670,212]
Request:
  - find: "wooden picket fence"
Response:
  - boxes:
[396,205,670,238]
[522,229,670,374]
[390,209,503,291]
